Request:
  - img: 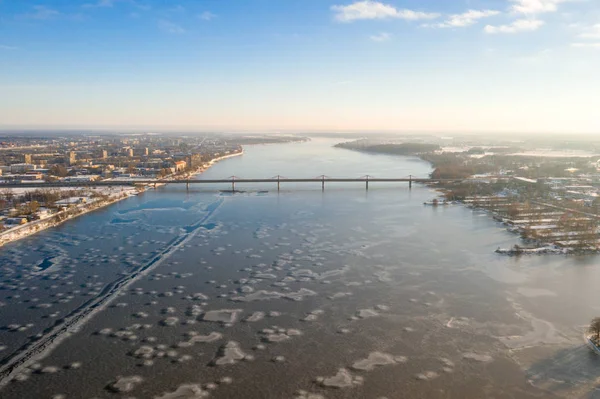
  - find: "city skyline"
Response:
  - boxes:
[1,0,599,134]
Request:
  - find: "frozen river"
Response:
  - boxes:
[1,138,600,398]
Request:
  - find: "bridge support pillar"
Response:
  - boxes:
[321,177,325,191]
[232,181,235,192]
[365,176,369,191]
[277,179,280,192]
[409,175,412,189]
[186,182,189,190]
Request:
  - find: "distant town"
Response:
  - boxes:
[0,132,306,244]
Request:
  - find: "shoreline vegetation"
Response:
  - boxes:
[0,150,244,248]
[587,318,600,355]
[334,141,441,157]
[335,140,496,180]
[335,139,600,256]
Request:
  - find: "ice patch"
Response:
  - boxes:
[259,327,303,343]
[212,341,250,366]
[244,312,265,322]
[302,309,324,322]
[294,391,326,399]
[107,375,143,393]
[251,273,277,280]
[415,371,439,381]
[317,368,363,389]
[160,317,179,327]
[356,309,379,319]
[516,287,557,298]
[462,353,493,363]
[231,289,316,302]
[155,383,210,398]
[328,292,352,300]
[201,309,242,324]
[191,332,223,344]
[374,271,392,282]
[351,352,405,371]
[131,346,155,359]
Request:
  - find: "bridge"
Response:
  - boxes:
[0,175,505,191]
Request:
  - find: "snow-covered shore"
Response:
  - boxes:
[0,150,244,247]
[189,150,243,177]
[0,189,137,247]
[494,246,570,256]
[207,150,243,165]
[586,335,600,355]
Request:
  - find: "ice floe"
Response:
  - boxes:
[351,352,406,371]
[201,309,242,324]
[317,368,363,389]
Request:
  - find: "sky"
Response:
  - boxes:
[0,0,599,134]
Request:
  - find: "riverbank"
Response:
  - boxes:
[334,142,600,256]
[0,189,136,247]
[0,150,245,247]
[205,150,244,168]
[586,335,600,355]
[170,150,244,180]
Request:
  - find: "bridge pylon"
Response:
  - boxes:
[272,175,282,192]
[363,175,371,191]
[318,175,326,191]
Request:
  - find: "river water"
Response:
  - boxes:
[1,138,600,398]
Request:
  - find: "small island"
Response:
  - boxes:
[334,140,440,156]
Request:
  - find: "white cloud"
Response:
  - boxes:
[170,5,185,12]
[82,0,114,8]
[130,1,151,11]
[24,5,60,20]
[510,0,570,14]
[199,11,216,21]
[158,20,185,34]
[331,1,439,22]
[578,24,600,39]
[0,44,17,50]
[428,9,500,28]
[571,42,600,48]
[370,32,391,41]
[484,19,545,33]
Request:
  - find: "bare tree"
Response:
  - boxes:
[507,203,521,219]
[588,317,600,343]
[50,165,68,177]
[18,201,40,216]
[1,188,14,203]
[593,197,600,216]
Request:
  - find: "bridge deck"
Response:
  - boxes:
[0,178,432,188]
[0,176,508,188]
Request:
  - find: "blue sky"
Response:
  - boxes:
[1,0,599,133]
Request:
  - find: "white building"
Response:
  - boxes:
[10,163,35,173]
[55,197,87,206]
[63,175,100,182]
